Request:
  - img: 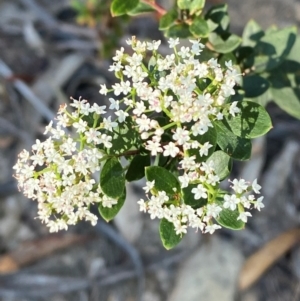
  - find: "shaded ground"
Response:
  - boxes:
[0,1,300,301]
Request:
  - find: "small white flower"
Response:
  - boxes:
[99,84,108,95]
[204,224,221,234]
[168,38,180,48]
[143,180,155,193]
[230,179,248,194]
[229,101,241,117]
[252,179,261,194]
[254,196,264,211]
[115,110,129,123]
[163,142,180,157]
[237,211,252,223]
[191,184,207,200]
[199,142,212,157]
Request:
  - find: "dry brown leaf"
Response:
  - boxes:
[0,233,92,274]
[239,228,300,291]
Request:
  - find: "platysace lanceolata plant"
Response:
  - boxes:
[14,37,271,249]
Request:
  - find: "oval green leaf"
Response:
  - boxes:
[214,120,252,161]
[271,87,300,120]
[243,75,270,98]
[127,2,155,15]
[166,24,191,38]
[111,0,139,16]
[206,150,232,180]
[159,8,178,30]
[145,166,180,195]
[100,158,125,199]
[223,101,272,139]
[189,16,209,38]
[209,32,242,53]
[159,218,183,250]
[126,154,150,182]
[215,196,245,230]
[98,188,126,222]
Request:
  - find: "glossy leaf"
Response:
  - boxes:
[214,120,252,161]
[98,189,126,222]
[100,158,125,199]
[223,101,272,139]
[126,154,150,182]
[189,16,209,38]
[159,218,183,250]
[111,0,139,16]
[145,166,180,195]
[207,151,232,180]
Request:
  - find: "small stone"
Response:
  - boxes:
[168,236,244,301]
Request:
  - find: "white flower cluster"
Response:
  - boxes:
[13,99,118,232]
[13,37,265,236]
[100,37,241,159]
[138,173,264,235]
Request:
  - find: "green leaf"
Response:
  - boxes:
[286,35,300,63]
[159,8,178,30]
[205,4,229,32]
[189,16,209,38]
[243,74,270,98]
[100,158,125,199]
[125,154,150,182]
[159,218,183,250]
[177,0,191,9]
[214,120,252,161]
[242,19,264,47]
[271,87,300,119]
[215,196,245,230]
[209,32,242,53]
[148,55,157,73]
[182,184,207,208]
[166,23,191,38]
[187,126,217,162]
[223,101,272,139]
[108,117,141,155]
[244,88,272,107]
[250,26,297,72]
[98,188,126,222]
[206,150,232,180]
[219,52,237,67]
[111,0,139,16]
[178,0,205,14]
[127,2,155,15]
[145,166,180,195]
[189,0,205,15]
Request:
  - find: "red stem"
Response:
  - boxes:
[141,0,167,16]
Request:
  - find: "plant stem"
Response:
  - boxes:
[141,0,167,16]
